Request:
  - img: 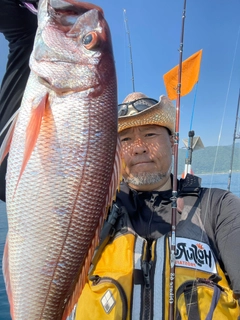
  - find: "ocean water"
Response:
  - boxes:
[0,172,239,319]
[0,200,9,320]
[196,171,240,197]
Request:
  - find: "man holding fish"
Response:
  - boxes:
[1,1,240,320]
[73,92,240,319]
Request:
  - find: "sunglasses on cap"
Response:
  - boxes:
[118,97,158,117]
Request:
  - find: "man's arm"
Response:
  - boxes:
[0,0,38,201]
[203,188,240,296]
[215,191,240,296]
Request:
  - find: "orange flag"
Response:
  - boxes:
[163,49,202,100]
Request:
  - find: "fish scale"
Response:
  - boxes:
[1,0,120,319]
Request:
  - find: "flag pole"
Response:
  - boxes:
[169,0,187,319]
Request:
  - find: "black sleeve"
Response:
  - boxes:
[202,188,240,295]
[0,0,38,201]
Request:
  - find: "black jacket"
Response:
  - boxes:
[114,177,240,296]
[0,0,37,201]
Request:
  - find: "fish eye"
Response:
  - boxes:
[83,31,100,50]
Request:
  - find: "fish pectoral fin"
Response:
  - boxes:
[17,93,49,187]
[3,235,15,320]
[0,109,19,165]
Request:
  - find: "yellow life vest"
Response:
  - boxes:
[73,200,239,320]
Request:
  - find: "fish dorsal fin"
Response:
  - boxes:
[0,110,19,165]
[16,93,48,190]
[104,136,122,208]
[62,137,122,320]
[2,235,15,320]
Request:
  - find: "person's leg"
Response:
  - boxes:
[0,0,37,201]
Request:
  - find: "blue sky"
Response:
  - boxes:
[1,0,240,148]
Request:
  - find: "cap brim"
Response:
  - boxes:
[118,95,176,134]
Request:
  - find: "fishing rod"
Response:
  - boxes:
[169,0,187,319]
[123,8,135,92]
[227,89,240,191]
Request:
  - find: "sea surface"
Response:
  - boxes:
[0,172,240,319]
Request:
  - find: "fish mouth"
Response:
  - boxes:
[31,0,108,95]
[48,0,103,28]
[49,0,103,13]
[50,0,103,14]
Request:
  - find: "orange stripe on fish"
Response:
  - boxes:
[2,236,15,320]
[16,93,48,190]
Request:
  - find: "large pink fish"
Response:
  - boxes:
[0,0,121,319]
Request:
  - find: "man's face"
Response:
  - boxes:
[119,125,174,191]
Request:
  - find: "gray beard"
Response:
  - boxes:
[124,172,169,186]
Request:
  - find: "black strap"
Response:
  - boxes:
[176,280,201,320]
[205,284,221,320]
[176,277,224,320]
[184,285,201,320]
[88,203,122,276]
